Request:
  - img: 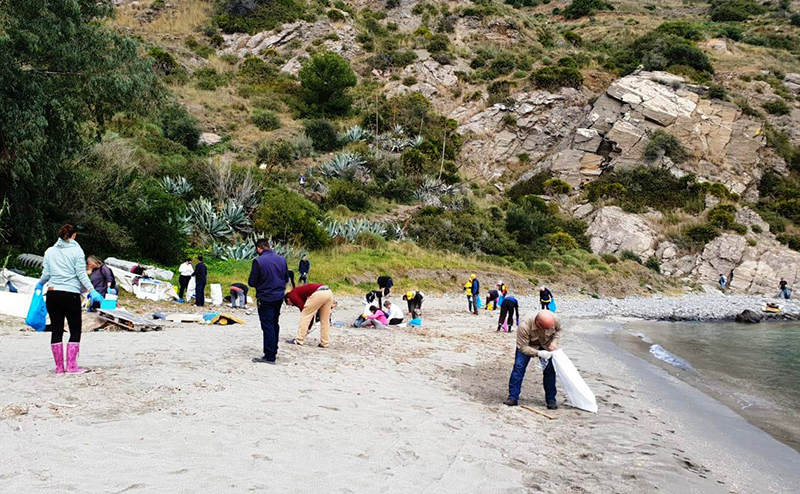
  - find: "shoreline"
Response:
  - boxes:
[1,295,799,492]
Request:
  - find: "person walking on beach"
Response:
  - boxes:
[284,283,334,348]
[779,278,791,299]
[177,258,193,301]
[298,254,310,285]
[539,286,553,310]
[194,256,207,307]
[249,239,289,364]
[497,294,519,332]
[503,310,562,410]
[38,223,104,374]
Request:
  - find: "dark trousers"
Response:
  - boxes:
[388,318,403,325]
[541,302,549,309]
[178,275,191,299]
[507,348,557,403]
[498,304,514,330]
[257,298,283,361]
[407,300,421,315]
[195,283,205,307]
[46,291,82,344]
[486,295,498,310]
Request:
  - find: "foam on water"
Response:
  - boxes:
[649,344,694,371]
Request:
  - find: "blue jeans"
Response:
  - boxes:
[508,348,557,403]
[779,288,791,299]
[257,298,283,361]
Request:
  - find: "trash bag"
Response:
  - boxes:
[210,284,223,306]
[409,318,422,326]
[25,287,48,332]
[551,349,597,413]
[476,295,482,309]
[548,299,557,312]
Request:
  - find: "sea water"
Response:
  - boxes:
[614,321,800,452]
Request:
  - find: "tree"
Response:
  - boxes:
[253,188,331,248]
[0,0,160,252]
[299,51,357,117]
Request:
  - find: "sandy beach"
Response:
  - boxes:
[2,295,799,493]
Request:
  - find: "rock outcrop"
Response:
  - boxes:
[535,71,765,193]
[221,21,361,62]
[735,309,763,324]
[586,206,658,260]
[453,89,589,180]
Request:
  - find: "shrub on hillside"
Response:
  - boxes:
[215,0,307,34]
[299,51,357,116]
[683,224,720,245]
[159,103,201,151]
[644,130,689,163]
[601,253,618,264]
[611,25,713,75]
[148,47,187,83]
[327,9,345,21]
[327,179,371,212]
[709,0,763,22]
[645,256,661,273]
[253,188,331,248]
[194,67,228,91]
[124,180,188,265]
[548,232,578,253]
[562,0,614,19]
[507,172,550,202]
[619,250,642,263]
[304,119,341,152]
[251,110,282,131]
[777,233,800,251]
[238,56,277,84]
[531,66,583,90]
[762,99,791,116]
[586,166,703,213]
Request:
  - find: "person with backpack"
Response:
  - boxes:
[86,256,115,310]
[37,223,104,374]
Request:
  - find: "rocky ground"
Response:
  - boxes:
[556,292,800,321]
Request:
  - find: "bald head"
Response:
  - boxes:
[534,310,555,330]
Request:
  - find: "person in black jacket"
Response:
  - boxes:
[298,255,310,284]
[194,256,207,307]
[539,286,553,310]
[497,295,519,332]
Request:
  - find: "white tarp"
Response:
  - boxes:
[108,266,178,302]
[551,349,598,413]
[104,257,174,281]
[0,269,40,294]
[0,291,34,318]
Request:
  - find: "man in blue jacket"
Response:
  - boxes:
[249,239,289,364]
[194,256,207,307]
[471,274,480,315]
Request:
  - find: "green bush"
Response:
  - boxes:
[562,0,614,19]
[548,232,578,253]
[611,25,713,75]
[791,13,800,27]
[148,47,187,83]
[185,37,214,58]
[251,110,282,131]
[194,67,228,90]
[299,51,357,116]
[644,256,661,273]
[587,166,703,213]
[709,0,763,22]
[238,56,277,83]
[327,179,371,212]
[684,224,720,245]
[124,180,188,265]
[216,0,307,34]
[619,250,642,264]
[507,172,549,202]
[367,49,418,70]
[776,233,800,251]
[531,66,583,90]
[253,188,331,248]
[256,140,295,169]
[304,119,341,152]
[644,130,689,162]
[531,261,555,275]
[762,99,791,116]
[355,232,387,248]
[601,253,618,264]
[327,9,345,21]
[544,178,571,195]
[751,224,762,234]
[159,102,201,151]
[563,30,583,46]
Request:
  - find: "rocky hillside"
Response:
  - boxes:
[101,0,800,294]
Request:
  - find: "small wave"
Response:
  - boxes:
[630,332,653,344]
[649,344,694,371]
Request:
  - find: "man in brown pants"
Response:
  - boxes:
[284,283,334,348]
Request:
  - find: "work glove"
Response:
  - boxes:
[537,350,552,359]
[35,282,44,292]
[89,290,105,304]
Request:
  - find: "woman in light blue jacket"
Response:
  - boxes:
[37,223,104,374]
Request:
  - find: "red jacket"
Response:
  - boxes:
[287,283,324,310]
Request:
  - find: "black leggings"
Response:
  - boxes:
[46,290,82,344]
[498,304,514,330]
[178,275,191,299]
[388,318,403,325]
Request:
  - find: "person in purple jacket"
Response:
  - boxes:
[249,238,289,364]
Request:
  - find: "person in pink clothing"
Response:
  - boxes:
[360,305,389,329]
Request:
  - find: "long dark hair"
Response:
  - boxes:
[57,223,77,240]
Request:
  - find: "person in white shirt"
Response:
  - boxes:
[178,258,194,301]
[383,300,405,325]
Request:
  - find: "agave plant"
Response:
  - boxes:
[160,176,193,196]
[220,200,252,233]
[212,240,257,261]
[340,125,372,144]
[410,135,424,148]
[316,152,370,183]
[385,222,407,241]
[413,178,463,208]
[321,218,399,242]
[186,198,233,243]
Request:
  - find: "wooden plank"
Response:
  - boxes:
[97,309,163,332]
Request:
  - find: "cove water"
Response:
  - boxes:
[615,320,800,452]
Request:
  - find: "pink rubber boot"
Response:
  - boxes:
[66,342,87,374]
[51,343,64,374]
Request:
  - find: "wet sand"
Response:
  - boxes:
[1,295,799,493]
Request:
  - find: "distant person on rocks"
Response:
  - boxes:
[403,290,424,316]
[485,288,500,311]
[249,239,289,364]
[298,254,310,285]
[497,295,519,332]
[383,300,404,325]
[230,282,248,309]
[38,223,104,374]
[504,310,562,410]
[779,278,791,299]
[285,283,334,348]
[360,305,389,329]
[539,286,553,310]
[177,258,194,301]
[719,274,727,290]
[194,256,207,307]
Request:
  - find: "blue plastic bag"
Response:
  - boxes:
[476,295,482,309]
[548,299,557,313]
[25,287,48,332]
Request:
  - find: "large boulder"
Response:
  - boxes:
[586,206,658,259]
[735,309,763,324]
